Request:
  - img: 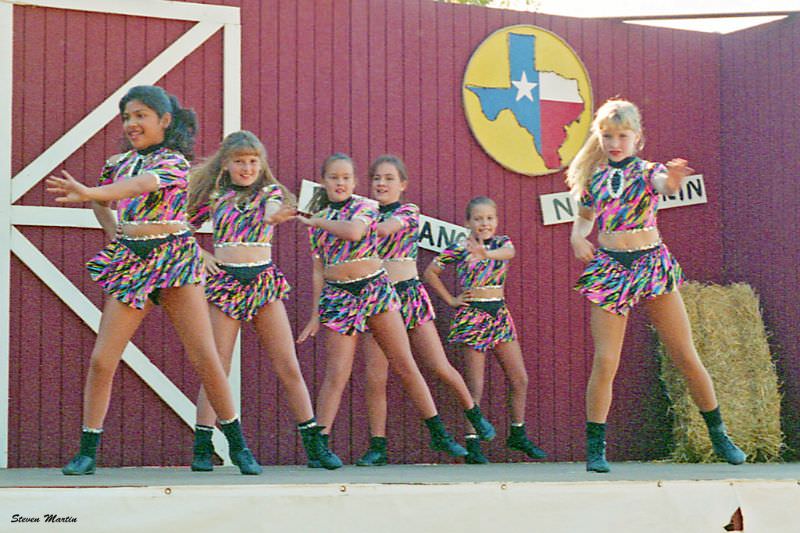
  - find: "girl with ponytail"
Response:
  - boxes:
[47,85,261,476]
[567,98,745,473]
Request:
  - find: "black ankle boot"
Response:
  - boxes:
[220,418,262,475]
[300,424,343,470]
[506,424,547,459]
[701,407,746,465]
[62,428,102,476]
[465,435,489,464]
[424,415,468,457]
[356,436,388,466]
[586,422,610,473]
[465,405,496,441]
[191,425,215,472]
[708,424,747,465]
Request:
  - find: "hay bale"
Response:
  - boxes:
[657,282,783,462]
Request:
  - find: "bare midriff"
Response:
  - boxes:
[213,243,272,264]
[598,226,661,252]
[324,257,384,282]
[382,259,418,283]
[119,221,187,238]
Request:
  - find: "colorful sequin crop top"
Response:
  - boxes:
[433,235,513,290]
[98,147,191,224]
[579,157,667,233]
[376,202,420,261]
[189,184,283,247]
[308,196,380,266]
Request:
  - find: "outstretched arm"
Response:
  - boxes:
[47,169,158,203]
[295,216,368,241]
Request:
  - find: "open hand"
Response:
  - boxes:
[666,158,694,180]
[466,235,488,262]
[46,170,92,203]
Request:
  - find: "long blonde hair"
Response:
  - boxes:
[188,130,295,213]
[566,99,643,198]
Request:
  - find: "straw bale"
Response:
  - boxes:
[657,282,782,462]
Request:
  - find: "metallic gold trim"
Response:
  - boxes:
[215,241,272,248]
[119,219,185,226]
[601,226,658,235]
[118,230,189,241]
[218,259,273,268]
[600,241,662,253]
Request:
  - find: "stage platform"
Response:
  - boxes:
[2,463,799,532]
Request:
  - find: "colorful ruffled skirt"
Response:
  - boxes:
[205,261,291,321]
[574,242,684,315]
[86,232,204,309]
[319,270,400,336]
[447,300,517,352]
[393,278,436,331]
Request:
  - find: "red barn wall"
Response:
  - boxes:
[9,0,733,467]
[720,14,800,460]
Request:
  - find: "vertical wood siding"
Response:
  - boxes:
[721,15,800,460]
[10,0,733,466]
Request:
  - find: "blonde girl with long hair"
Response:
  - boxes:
[567,99,746,473]
[187,131,341,470]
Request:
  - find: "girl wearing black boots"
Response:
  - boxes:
[566,99,746,472]
[47,86,261,475]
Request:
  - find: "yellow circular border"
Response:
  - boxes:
[462,25,593,176]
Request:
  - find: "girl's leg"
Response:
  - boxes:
[255,301,343,470]
[360,332,389,437]
[356,333,390,466]
[367,311,436,418]
[643,291,716,410]
[585,306,629,422]
[409,322,474,409]
[494,340,546,459]
[190,306,239,472]
[195,306,241,426]
[492,340,528,424]
[584,305,628,473]
[644,291,746,464]
[253,301,314,422]
[462,346,487,426]
[161,285,237,420]
[83,298,151,428]
[63,297,150,475]
[315,329,358,433]
[461,346,490,463]
[411,324,496,441]
[161,285,261,474]
[368,311,466,457]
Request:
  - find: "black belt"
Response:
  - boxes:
[393,278,421,292]
[601,245,658,269]
[119,232,185,260]
[220,263,271,285]
[326,270,384,296]
[467,300,505,317]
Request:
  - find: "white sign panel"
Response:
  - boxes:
[297,180,466,253]
[539,174,707,226]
